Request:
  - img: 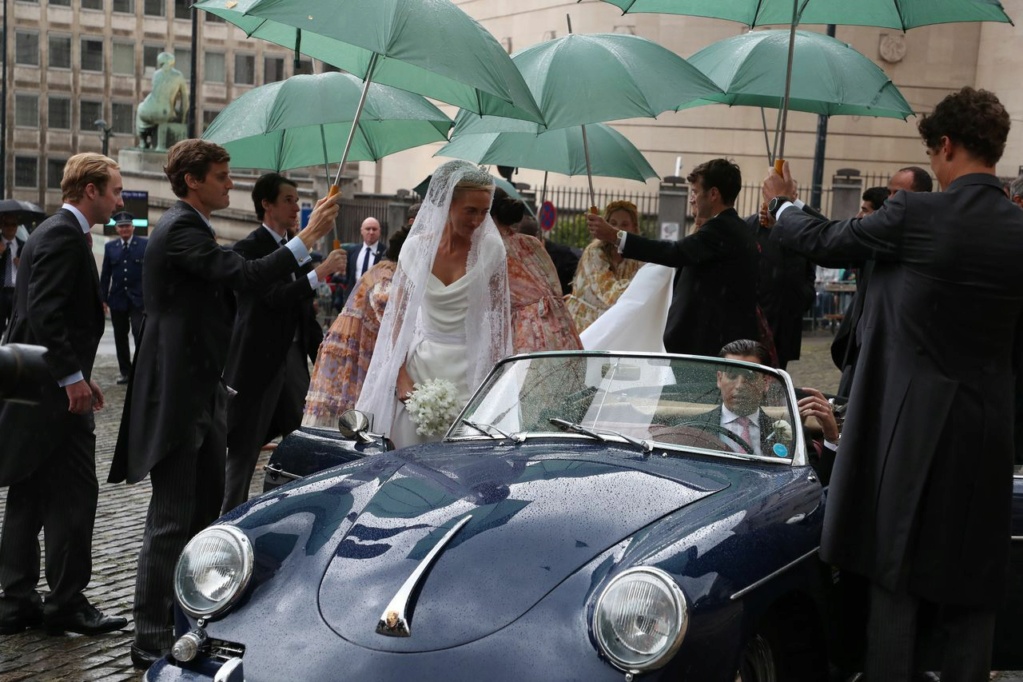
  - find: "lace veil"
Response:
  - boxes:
[355,160,511,436]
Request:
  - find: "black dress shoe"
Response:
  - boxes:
[131,643,165,670]
[44,604,127,636]
[116,375,129,385]
[0,610,43,635]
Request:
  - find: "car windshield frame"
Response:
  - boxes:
[445,351,809,468]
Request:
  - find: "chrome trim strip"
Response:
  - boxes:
[730,547,819,601]
[1012,536,1023,541]
[376,515,472,637]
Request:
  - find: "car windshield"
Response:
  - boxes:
[450,353,802,464]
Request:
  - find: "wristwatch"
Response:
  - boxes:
[767,195,793,220]
[616,229,626,249]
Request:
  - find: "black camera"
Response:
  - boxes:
[0,344,48,405]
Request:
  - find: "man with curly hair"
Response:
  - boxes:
[762,87,1023,680]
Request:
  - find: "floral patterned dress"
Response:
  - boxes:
[505,233,582,353]
[564,239,643,333]
[302,260,396,428]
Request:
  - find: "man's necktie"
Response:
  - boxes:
[122,239,129,251]
[361,246,372,278]
[737,416,752,445]
[280,237,288,247]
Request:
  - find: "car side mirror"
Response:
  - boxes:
[338,410,371,439]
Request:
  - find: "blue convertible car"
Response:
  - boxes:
[146,352,1023,682]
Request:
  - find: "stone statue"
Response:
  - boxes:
[136,51,190,151]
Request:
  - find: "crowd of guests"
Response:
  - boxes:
[1,85,1022,681]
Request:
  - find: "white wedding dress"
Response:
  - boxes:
[389,271,473,448]
[580,262,675,352]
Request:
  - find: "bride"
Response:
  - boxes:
[356,160,511,448]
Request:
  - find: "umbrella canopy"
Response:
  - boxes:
[0,200,46,226]
[193,0,543,124]
[437,124,658,183]
[202,72,452,173]
[451,33,722,136]
[599,0,1012,30]
[683,30,913,119]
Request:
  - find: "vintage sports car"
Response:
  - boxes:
[145,352,1023,682]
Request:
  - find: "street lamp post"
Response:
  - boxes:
[94,119,113,157]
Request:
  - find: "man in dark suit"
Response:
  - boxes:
[0,215,26,338]
[744,210,815,370]
[107,140,341,667]
[830,169,932,397]
[0,153,128,637]
[99,210,147,384]
[587,158,758,356]
[343,216,385,303]
[763,87,1023,681]
[221,173,345,512]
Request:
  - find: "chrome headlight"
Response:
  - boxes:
[593,566,688,672]
[174,526,254,619]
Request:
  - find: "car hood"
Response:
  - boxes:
[317,444,727,652]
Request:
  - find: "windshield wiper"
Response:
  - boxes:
[548,418,653,453]
[460,418,524,443]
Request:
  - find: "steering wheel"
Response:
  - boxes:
[672,420,755,455]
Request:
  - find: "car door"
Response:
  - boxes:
[991,469,1023,669]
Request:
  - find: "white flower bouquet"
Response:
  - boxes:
[404,378,462,437]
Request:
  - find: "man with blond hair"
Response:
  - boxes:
[0,153,128,637]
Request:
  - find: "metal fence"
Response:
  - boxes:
[336,195,396,245]
[538,185,661,249]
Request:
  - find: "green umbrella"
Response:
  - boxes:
[193,0,543,192]
[683,30,913,120]
[436,124,658,183]
[599,0,1012,30]
[597,0,1012,161]
[202,72,451,179]
[451,33,721,136]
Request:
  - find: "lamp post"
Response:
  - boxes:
[94,119,113,157]
[1,0,8,196]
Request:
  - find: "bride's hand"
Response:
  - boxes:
[396,365,415,403]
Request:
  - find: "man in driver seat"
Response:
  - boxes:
[706,339,840,480]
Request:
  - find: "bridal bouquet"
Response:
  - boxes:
[405,378,462,437]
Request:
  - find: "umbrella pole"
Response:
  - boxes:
[541,171,548,206]
[760,108,773,164]
[776,0,800,162]
[320,126,331,187]
[330,52,380,196]
[580,123,597,211]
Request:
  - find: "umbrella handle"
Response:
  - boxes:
[760,158,787,226]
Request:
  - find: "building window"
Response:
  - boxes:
[319,60,339,73]
[174,0,189,19]
[15,32,39,66]
[143,45,162,70]
[143,0,163,16]
[80,0,102,8]
[204,52,225,82]
[15,95,39,127]
[174,47,191,73]
[112,102,134,134]
[264,56,285,83]
[80,101,103,131]
[202,109,220,132]
[14,157,37,188]
[81,39,104,72]
[296,58,312,75]
[112,43,135,74]
[112,0,134,12]
[234,54,254,85]
[49,97,72,130]
[47,159,67,190]
[205,11,224,23]
[49,35,72,69]
[50,0,71,6]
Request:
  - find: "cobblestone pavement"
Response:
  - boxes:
[0,328,1019,680]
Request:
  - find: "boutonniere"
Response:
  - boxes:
[771,419,793,441]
